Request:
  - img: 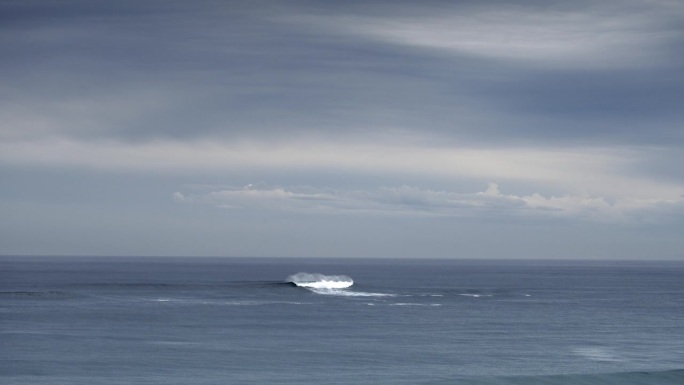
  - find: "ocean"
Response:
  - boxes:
[1,256,683,384]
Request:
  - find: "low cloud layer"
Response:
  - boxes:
[175,183,684,223]
[3,138,682,202]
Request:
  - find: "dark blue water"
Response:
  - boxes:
[2,257,683,384]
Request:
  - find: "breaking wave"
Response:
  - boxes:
[286,272,396,297]
[286,273,354,289]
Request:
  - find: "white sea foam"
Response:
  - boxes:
[287,272,354,289]
[459,294,493,298]
[151,298,309,306]
[573,347,623,362]
[309,288,393,297]
[211,300,310,306]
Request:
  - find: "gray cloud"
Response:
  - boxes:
[2,0,682,146]
[2,0,683,258]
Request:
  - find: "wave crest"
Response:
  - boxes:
[286,272,354,289]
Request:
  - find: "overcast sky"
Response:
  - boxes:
[1,0,683,259]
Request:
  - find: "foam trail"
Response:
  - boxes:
[310,288,393,297]
[286,273,354,289]
[459,293,492,298]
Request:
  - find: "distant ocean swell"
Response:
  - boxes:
[0,274,531,302]
[426,369,684,385]
[0,290,77,298]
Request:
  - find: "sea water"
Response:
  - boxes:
[1,256,683,384]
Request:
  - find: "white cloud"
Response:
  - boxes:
[172,192,187,203]
[176,183,684,223]
[299,2,682,69]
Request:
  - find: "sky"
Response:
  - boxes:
[1,0,683,259]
